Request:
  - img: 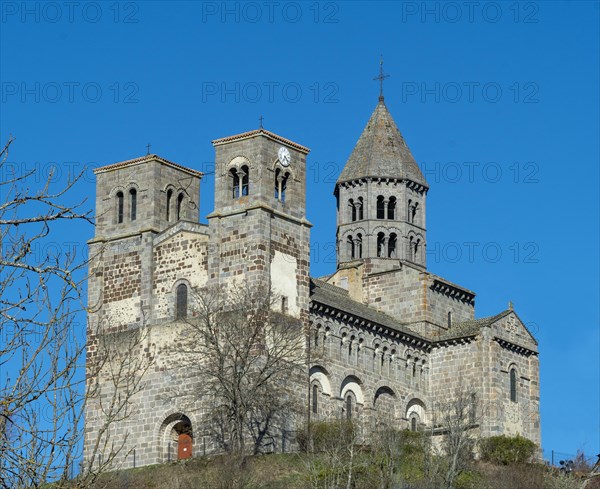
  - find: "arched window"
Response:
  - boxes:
[407,199,412,222]
[413,239,420,262]
[356,233,363,259]
[280,171,289,202]
[177,193,184,220]
[312,384,318,414]
[410,415,418,431]
[275,168,289,201]
[240,165,249,196]
[176,283,188,320]
[166,189,173,221]
[412,202,419,223]
[388,233,397,258]
[116,191,124,224]
[129,188,137,221]
[376,195,385,219]
[388,197,396,220]
[349,199,356,222]
[510,368,517,402]
[377,232,385,258]
[347,235,355,260]
[357,197,364,220]
[346,394,353,420]
[230,168,240,199]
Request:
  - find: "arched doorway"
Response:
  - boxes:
[159,414,193,462]
[177,433,192,459]
[174,420,193,460]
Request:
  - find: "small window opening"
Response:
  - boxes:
[230,168,240,199]
[116,191,124,224]
[177,193,184,220]
[358,197,364,220]
[510,368,517,402]
[356,233,363,259]
[377,232,385,258]
[346,395,353,420]
[469,393,476,424]
[413,239,420,262]
[281,296,288,314]
[240,165,249,196]
[412,202,419,223]
[312,384,318,414]
[166,189,173,221]
[388,197,396,220]
[411,416,417,431]
[129,188,137,221]
[176,283,188,320]
[350,199,356,222]
[347,235,355,260]
[376,195,385,219]
[448,311,452,328]
[275,168,289,202]
[388,233,397,258]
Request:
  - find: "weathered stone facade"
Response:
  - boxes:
[85,99,540,471]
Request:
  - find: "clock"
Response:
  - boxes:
[278,146,291,167]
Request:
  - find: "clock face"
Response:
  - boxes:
[278,146,291,167]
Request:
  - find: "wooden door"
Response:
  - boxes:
[177,433,192,460]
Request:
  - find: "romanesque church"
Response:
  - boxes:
[84,92,540,469]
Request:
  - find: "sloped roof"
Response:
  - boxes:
[310,278,425,341]
[337,100,427,186]
[212,128,310,154]
[94,154,203,178]
[434,311,511,342]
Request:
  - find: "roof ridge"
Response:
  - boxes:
[94,154,203,177]
[212,128,310,154]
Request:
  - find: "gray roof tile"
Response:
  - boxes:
[337,100,427,186]
[310,278,425,340]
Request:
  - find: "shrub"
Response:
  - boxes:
[297,420,356,453]
[479,435,537,465]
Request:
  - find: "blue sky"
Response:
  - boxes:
[1,1,598,460]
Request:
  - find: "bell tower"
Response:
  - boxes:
[335,96,429,269]
[207,128,312,318]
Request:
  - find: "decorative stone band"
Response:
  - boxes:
[335,177,428,195]
[494,337,538,357]
[430,279,476,305]
[310,299,430,352]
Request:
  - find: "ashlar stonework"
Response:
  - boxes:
[84,98,540,470]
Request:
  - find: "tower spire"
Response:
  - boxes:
[373,55,390,102]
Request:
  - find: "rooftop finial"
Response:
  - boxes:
[259,115,264,129]
[508,300,514,310]
[146,143,151,155]
[373,54,390,102]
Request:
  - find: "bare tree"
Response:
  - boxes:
[78,320,154,487]
[0,137,91,487]
[303,420,360,489]
[0,137,148,488]
[422,387,480,489]
[178,283,306,456]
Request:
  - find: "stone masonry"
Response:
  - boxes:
[84,97,540,471]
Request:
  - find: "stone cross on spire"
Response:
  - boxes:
[373,55,390,102]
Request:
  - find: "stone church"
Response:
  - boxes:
[84,93,540,469]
